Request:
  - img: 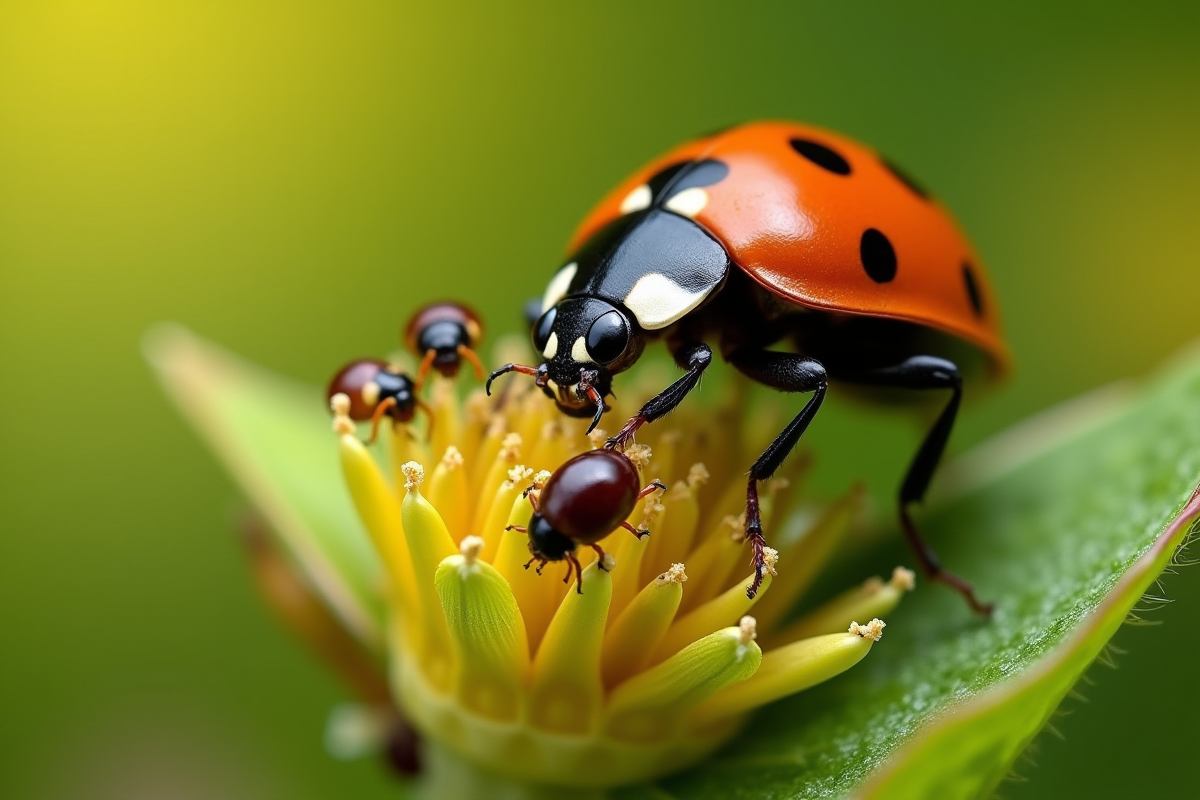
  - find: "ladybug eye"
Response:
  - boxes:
[585,311,629,365]
[533,307,557,352]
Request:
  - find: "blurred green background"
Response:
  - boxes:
[1,1,1196,798]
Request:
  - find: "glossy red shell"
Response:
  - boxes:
[539,450,641,545]
[568,121,1010,377]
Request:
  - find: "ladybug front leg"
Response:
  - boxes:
[839,355,992,616]
[727,348,829,599]
[607,342,712,449]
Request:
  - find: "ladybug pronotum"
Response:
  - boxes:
[489,121,1010,613]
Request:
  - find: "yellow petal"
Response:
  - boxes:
[434,536,530,721]
[602,563,686,688]
[692,620,884,725]
[605,617,762,743]
[640,465,705,585]
[336,428,417,620]
[399,461,456,689]
[428,376,462,464]
[651,550,777,664]
[766,567,914,648]
[476,465,532,563]
[527,562,613,734]
[491,490,558,651]
[427,446,469,541]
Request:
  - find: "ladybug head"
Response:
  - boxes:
[535,296,646,426]
[485,296,645,434]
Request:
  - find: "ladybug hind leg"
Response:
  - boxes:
[728,348,828,599]
[840,355,992,616]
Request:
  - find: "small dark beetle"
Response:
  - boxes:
[507,449,665,592]
[326,359,428,444]
[404,301,486,388]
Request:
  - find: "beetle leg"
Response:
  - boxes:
[619,521,649,539]
[364,397,398,445]
[607,342,712,449]
[728,348,828,599]
[566,552,585,593]
[414,349,437,391]
[839,355,992,615]
[506,524,528,533]
[591,543,612,569]
[637,480,668,501]
[456,344,487,381]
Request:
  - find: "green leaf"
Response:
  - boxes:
[145,324,386,650]
[636,343,1200,800]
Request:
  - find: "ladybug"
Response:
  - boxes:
[327,359,429,444]
[404,301,486,388]
[506,449,666,592]
[488,121,1009,613]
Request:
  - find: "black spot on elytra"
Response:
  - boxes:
[860,229,897,283]
[881,156,930,199]
[962,261,985,316]
[789,138,851,175]
[645,159,730,204]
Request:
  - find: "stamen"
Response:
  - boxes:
[331,393,356,435]
[434,539,530,721]
[529,563,614,734]
[657,564,688,585]
[891,566,916,591]
[652,560,774,664]
[738,615,757,646]
[587,428,608,449]
[460,535,484,563]
[604,621,763,742]
[402,461,424,492]
[624,443,652,472]
[849,618,887,642]
[691,624,882,725]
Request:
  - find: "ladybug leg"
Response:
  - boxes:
[607,342,712,449]
[841,355,992,616]
[728,348,829,599]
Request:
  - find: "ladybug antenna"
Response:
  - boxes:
[485,362,546,396]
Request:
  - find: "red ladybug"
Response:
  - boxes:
[506,450,666,592]
[489,121,1010,613]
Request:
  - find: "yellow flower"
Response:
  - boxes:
[325,348,914,789]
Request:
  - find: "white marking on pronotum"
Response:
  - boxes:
[541,262,577,313]
[664,187,708,217]
[571,336,593,363]
[619,184,652,214]
[623,272,713,330]
[542,331,558,359]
